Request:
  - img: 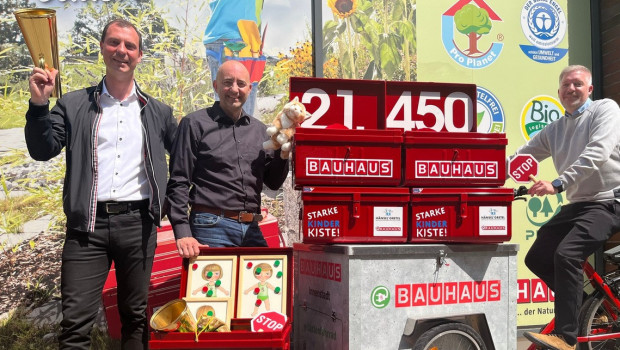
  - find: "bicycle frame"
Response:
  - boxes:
[526,261,620,350]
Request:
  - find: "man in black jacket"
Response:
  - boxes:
[26,19,177,349]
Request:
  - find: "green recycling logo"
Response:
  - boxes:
[526,193,563,227]
[371,286,390,309]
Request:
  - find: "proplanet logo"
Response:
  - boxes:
[441,0,504,69]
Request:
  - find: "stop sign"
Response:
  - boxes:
[509,154,538,183]
[251,311,287,332]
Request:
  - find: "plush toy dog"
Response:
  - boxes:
[263,96,307,159]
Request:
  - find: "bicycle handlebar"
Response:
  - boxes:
[514,185,529,201]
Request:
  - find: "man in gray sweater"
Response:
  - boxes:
[519,65,620,350]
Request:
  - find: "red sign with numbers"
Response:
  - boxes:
[289,77,477,132]
[385,81,477,132]
[290,77,385,130]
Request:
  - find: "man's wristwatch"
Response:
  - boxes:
[551,179,564,193]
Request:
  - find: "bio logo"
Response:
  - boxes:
[519,0,568,63]
[371,286,390,309]
[476,86,505,133]
[442,0,503,69]
[520,95,564,141]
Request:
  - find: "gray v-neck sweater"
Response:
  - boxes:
[511,98,620,203]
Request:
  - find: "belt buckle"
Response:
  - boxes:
[238,211,249,223]
[105,202,125,214]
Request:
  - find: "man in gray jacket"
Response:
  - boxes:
[26,19,177,349]
[518,65,620,350]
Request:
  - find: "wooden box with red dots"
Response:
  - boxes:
[149,247,293,349]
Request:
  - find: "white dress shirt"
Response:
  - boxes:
[97,80,148,201]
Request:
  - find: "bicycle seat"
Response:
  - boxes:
[604,244,620,264]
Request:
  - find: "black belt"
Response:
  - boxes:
[192,204,263,223]
[97,199,149,215]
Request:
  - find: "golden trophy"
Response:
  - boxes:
[14,8,62,98]
[150,298,229,342]
[150,299,197,333]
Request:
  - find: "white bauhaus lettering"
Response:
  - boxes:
[306,158,393,177]
[415,161,498,178]
[394,280,501,307]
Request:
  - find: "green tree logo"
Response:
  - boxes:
[526,193,563,227]
[454,4,492,56]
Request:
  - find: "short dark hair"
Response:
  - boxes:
[100,19,143,52]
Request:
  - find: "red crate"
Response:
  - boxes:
[148,247,293,349]
[103,223,179,292]
[293,128,403,187]
[403,131,507,187]
[409,187,514,243]
[301,186,410,244]
[104,279,181,340]
[260,210,285,247]
[103,224,182,339]
[149,324,291,349]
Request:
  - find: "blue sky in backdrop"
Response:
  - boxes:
[25,0,315,57]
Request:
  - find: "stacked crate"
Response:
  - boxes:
[291,78,513,245]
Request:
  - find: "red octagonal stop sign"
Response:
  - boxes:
[509,154,538,183]
[251,311,287,332]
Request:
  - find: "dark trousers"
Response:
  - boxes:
[524,199,620,344]
[58,206,157,350]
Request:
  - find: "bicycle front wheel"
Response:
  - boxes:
[413,322,487,350]
[578,291,620,350]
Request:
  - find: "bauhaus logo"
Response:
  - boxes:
[415,161,497,178]
[306,158,392,177]
[395,280,501,307]
[299,258,342,282]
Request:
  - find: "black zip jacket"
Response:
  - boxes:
[25,78,177,232]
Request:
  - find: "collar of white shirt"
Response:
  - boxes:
[101,79,138,105]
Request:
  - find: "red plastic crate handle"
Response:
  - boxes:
[353,193,361,219]
[460,193,468,219]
